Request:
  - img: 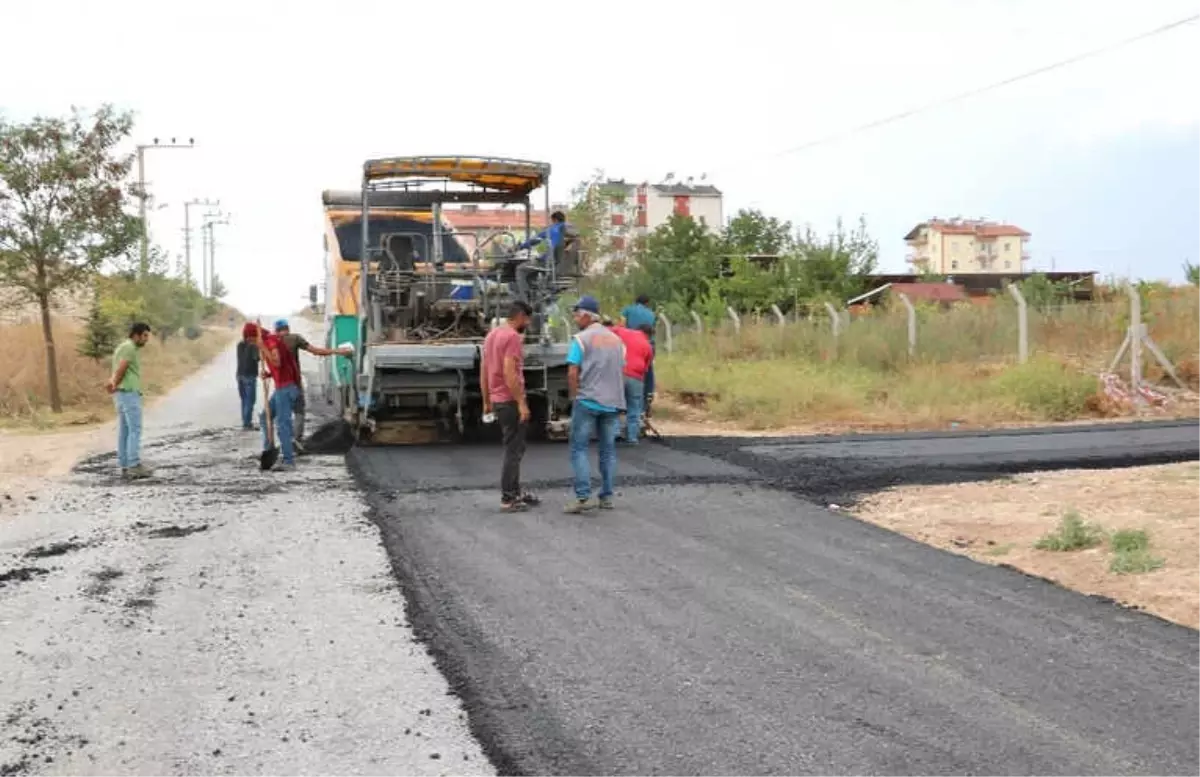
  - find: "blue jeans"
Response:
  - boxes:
[569,400,620,500]
[623,377,645,443]
[237,375,257,429]
[114,391,143,469]
[261,383,300,465]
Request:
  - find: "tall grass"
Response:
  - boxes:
[1,319,235,426]
[655,287,1199,429]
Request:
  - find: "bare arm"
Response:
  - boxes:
[503,355,529,421]
[567,365,579,401]
[303,343,351,358]
[106,359,130,393]
[479,351,491,413]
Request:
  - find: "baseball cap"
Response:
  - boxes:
[274,318,289,330]
[572,295,601,315]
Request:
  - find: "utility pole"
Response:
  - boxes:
[201,211,231,298]
[183,198,219,287]
[136,137,196,278]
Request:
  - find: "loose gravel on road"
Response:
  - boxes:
[1,331,490,776]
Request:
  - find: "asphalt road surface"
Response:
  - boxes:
[2,324,1197,776]
[353,422,1199,776]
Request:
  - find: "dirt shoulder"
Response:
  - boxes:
[851,462,1200,629]
[0,328,236,511]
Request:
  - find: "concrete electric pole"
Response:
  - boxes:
[201,211,231,298]
[136,137,195,278]
[183,198,219,287]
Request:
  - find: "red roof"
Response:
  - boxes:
[905,219,1030,240]
[887,282,969,303]
[441,209,548,230]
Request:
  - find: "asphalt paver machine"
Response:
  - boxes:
[321,155,581,444]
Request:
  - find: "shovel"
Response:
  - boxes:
[255,323,280,470]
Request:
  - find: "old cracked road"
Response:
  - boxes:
[3,326,1198,776]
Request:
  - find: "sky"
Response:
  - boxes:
[3,0,1198,315]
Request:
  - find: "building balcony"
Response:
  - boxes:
[906,253,931,268]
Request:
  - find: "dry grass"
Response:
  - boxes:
[656,287,1199,430]
[0,319,235,430]
[851,463,1200,628]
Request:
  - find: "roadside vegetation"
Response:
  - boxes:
[566,174,1199,432]
[1,104,239,429]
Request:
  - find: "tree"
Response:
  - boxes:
[721,208,795,256]
[565,169,615,274]
[0,105,140,411]
[77,288,117,362]
[1184,261,1199,287]
[208,273,228,299]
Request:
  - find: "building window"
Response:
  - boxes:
[611,213,625,227]
[951,260,958,269]
[1004,260,1011,268]
[1004,242,1011,252]
[612,236,626,250]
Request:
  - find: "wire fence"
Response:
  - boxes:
[652,287,1199,388]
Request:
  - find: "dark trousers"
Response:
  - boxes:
[495,401,527,502]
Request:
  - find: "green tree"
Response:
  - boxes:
[785,216,879,310]
[1184,261,1199,287]
[721,208,795,256]
[208,273,228,300]
[77,288,117,362]
[0,104,140,411]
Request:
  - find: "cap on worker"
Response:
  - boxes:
[572,295,601,315]
[274,318,289,331]
[241,322,258,339]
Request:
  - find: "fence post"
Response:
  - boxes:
[689,309,704,334]
[1006,283,1029,363]
[823,301,841,338]
[769,304,786,327]
[1129,283,1143,401]
[897,292,916,356]
[658,312,674,354]
[726,306,741,333]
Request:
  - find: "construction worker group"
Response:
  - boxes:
[483,293,655,514]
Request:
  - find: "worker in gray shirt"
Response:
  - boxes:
[563,295,627,513]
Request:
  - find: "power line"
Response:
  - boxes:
[717,12,1199,173]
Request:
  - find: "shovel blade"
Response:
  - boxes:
[260,446,280,471]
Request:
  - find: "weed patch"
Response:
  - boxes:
[1034,510,1105,551]
[1108,528,1166,575]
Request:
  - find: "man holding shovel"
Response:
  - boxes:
[255,323,353,470]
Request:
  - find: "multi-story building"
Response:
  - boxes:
[597,176,723,254]
[904,218,1031,275]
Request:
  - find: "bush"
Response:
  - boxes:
[1034,511,1105,551]
[1108,529,1165,575]
[989,358,1099,422]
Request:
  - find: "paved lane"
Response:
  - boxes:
[353,428,1199,775]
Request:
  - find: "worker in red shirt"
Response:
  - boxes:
[605,319,655,444]
[255,324,304,470]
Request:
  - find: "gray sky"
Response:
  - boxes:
[4,0,1198,314]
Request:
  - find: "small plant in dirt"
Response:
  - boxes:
[1034,510,1105,551]
[1108,528,1165,575]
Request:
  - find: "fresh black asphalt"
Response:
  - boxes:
[350,420,1200,775]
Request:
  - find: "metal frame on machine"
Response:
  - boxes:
[348,156,559,434]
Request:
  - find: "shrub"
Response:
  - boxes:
[1034,511,1105,551]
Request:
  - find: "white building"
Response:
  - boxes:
[596,176,724,255]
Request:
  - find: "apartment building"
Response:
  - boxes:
[597,176,724,253]
[904,218,1031,274]
[440,205,548,258]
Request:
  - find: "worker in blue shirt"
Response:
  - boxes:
[513,210,568,303]
[620,294,657,403]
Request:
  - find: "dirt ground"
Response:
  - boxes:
[852,462,1200,629]
[0,424,109,510]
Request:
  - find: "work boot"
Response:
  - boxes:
[563,497,598,514]
[123,464,153,480]
[598,496,614,510]
[273,462,296,472]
